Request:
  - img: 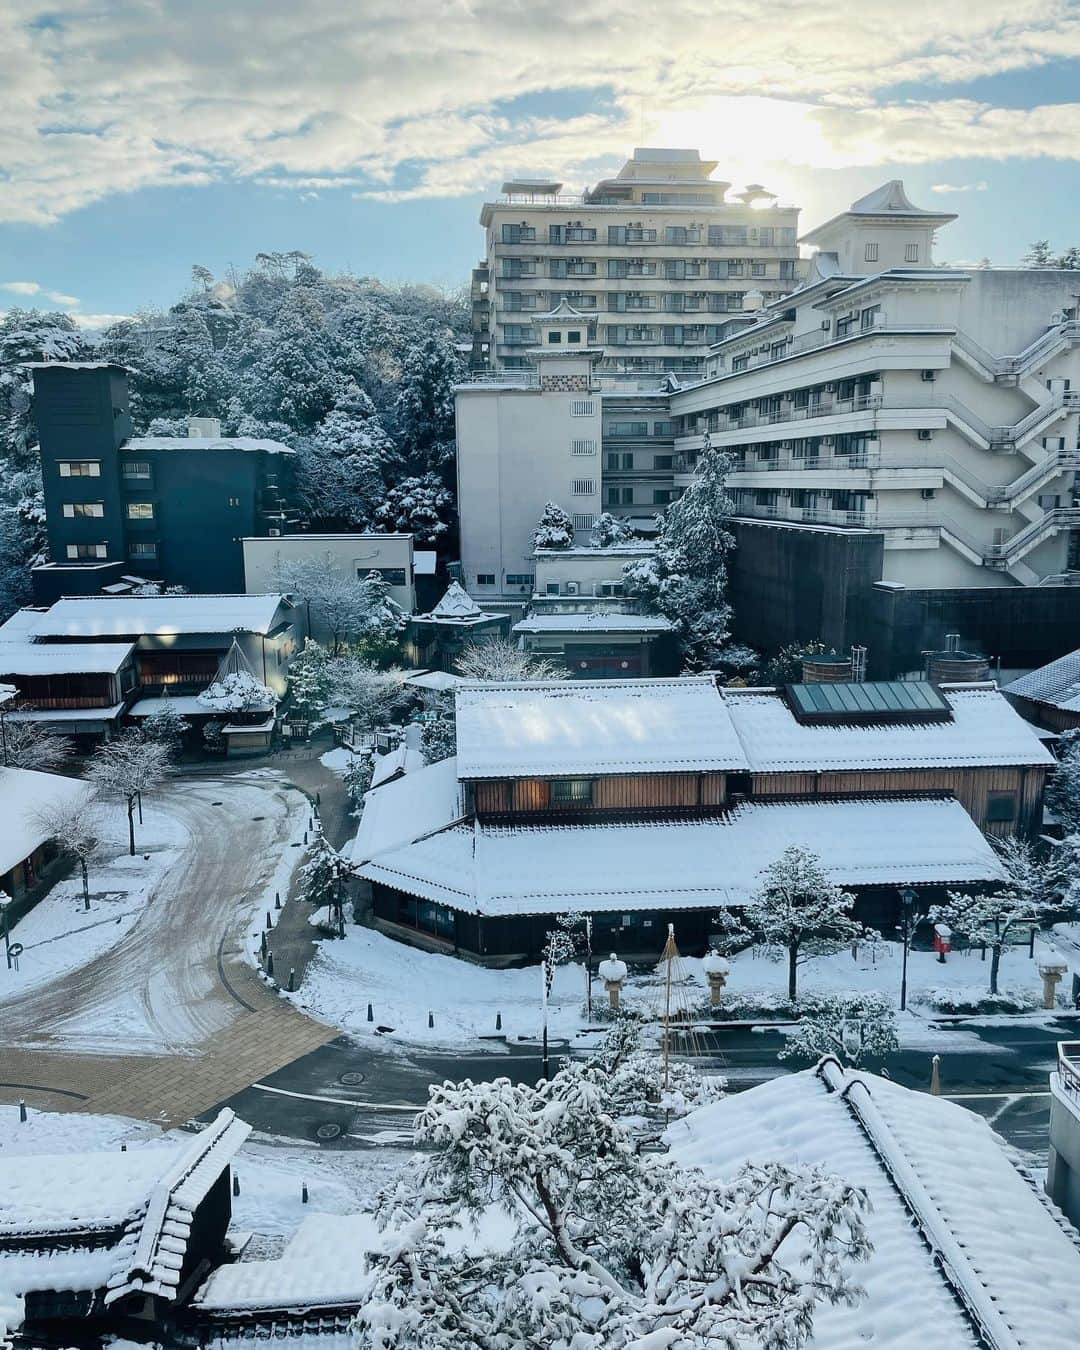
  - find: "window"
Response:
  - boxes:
[986,792,1017,823]
[66,542,107,559]
[619,487,633,505]
[732,355,749,373]
[122,461,151,480]
[571,400,595,417]
[653,489,674,505]
[905,243,920,263]
[606,487,620,506]
[598,581,623,597]
[606,421,648,436]
[552,778,593,804]
[665,226,702,245]
[502,259,537,278]
[572,513,596,531]
[126,502,155,520]
[547,331,562,344]
[751,262,767,278]
[608,226,656,245]
[572,439,597,455]
[506,573,534,586]
[228,496,240,507]
[606,453,620,471]
[501,224,536,243]
[62,501,104,518]
[571,479,595,495]
[653,420,673,436]
[860,305,882,331]
[653,454,673,469]
[477,573,496,585]
[546,581,561,594]
[373,567,407,585]
[778,260,796,280]
[864,242,879,262]
[58,460,100,478]
[708,225,747,246]
[726,260,745,278]
[567,330,582,344]
[621,453,634,470]
[128,541,158,561]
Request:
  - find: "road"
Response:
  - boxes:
[217,1013,1080,1162]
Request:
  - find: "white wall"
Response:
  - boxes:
[242,535,415,612]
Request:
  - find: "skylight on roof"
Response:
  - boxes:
[785,680,952,726]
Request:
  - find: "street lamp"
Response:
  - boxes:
[0,683,16,767]
[898,887,918,1013]
[0,891,11,970]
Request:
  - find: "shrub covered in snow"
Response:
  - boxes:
[532,501,575,550]
[912,986,1043,1016]
[197,670,276,715]
[779,993,900,1067]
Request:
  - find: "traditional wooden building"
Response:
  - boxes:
[349,675,1046,961]
[1002,650,1080,734]
[0,638,137,739]
[0,766,91,902]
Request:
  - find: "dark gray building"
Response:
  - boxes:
[29,362,298,600]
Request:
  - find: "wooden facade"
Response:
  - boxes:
[1004,693,1080,735]
[469,771,730,816]
[750,765,1047,838]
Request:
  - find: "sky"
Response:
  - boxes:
[2,0,1080,328]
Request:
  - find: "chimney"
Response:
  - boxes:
[187,416,221,438]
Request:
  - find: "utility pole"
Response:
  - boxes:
[898,887,918,1012]
[0,892,11,970]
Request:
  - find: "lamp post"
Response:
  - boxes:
[0,683,16,767]
[0,891,11,970]
[898,887,918,1013]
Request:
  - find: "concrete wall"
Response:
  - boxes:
[1048,1077,1080,1231]
[242,534,415,615]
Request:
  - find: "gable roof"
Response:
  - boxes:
[723,684,1053,772]
[1003,650,1080,713]
[672,1062,1080,1349]
[429,581,483,619]
[454,676,749,779]
[30,594,288,639]
[0,767,93,876]
[800,179,957,245]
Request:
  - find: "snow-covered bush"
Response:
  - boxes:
[912,986,1042,1016]
[779,993,899,1067]
[0,717,73,771]
[342,754,374,811]
[532,501,575,550]
[286,638,332,716]
[202,719,226,753]
[589,511,635,548]
[197,671,276,715]
[139,702,190,751]
[455,637,568,682]
[420,713,457,764]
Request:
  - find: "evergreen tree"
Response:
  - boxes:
[589,512,635,548]
[298,826,341,909]
[394,331,463,472]
[372,473,453,542]
[532,501,575,550]
[342,754,375,812]
[139,699,190,753]
[779,993,899,1067]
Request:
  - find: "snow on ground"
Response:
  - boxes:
[0,801,187,1003]
[318,746,359,777]
[239,788,314,976]
[291,923,1068,1051]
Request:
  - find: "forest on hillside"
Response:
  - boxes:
[0,251,470,619]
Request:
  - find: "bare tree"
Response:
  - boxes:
[455,637,568,682]
[2,717,74,771]
[86,732,172,856]
[33,793,103,911]
[274,556,399,655]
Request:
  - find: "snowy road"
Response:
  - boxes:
[0,771,310,1057]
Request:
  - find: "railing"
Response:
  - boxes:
[725,452,873,474]
[1058,1042,1080,1104]
[457,372,541,389]
[717,317,957,374]
[953,321,1080,377]
[984,507,1080,563]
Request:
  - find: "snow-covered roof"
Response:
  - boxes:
[454,676,749,779]
[125,436,293,455]
[5,704,125,723]
[0,641,135,676]
[513,613,673,634]
[369,742,427,788]
[349,756,464,864]
[0,1110,250,1306]
[0,609,46,644]
[0,767,93,876]
[533,543,655,558]
[355,795,1001,915]
[413,550,437,575]
[724,684,1053,772]
[1003,650,1080,713]
[672,1062,1080,1349]
[193,1213,379,1314]
[30,594,288,638]
[429,581,483,619]
[405,669,463,692]
[127,695,208,717]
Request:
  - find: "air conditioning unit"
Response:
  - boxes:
[566,581,580,595]
[921,369,937,382]
[920,488,936,500]
[918,429,933,441]
[268,528,281,537]
[821,320,832,331]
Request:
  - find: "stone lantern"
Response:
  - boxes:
[702,950,731,1008]
[597,954,627,1010]
[1038,954,1069,1010]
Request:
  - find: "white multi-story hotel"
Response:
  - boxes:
[672,180,1080,592]
[471,148,799,379]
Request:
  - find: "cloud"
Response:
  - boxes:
[930,181,990,192]
[0,279,79,305]
[0,281,43,295]
[3,1,1080,223]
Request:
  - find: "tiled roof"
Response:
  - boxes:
[1003,651,1080,713]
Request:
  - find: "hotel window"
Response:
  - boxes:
[552,778,594,804]
[864,242,879,262]
[126,502,155,520]
[905,243,920,262]
[505,573,534,586]
[129,541,158,560]
[58,460,100,478]
[751,262,767,277]
[122,461,151,480]
[62,502,104,518]
[66,542,107,560]
[571,479,595,495]
[476,573,496,585]
[501,224,536,243]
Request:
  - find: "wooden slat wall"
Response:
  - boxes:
[469,772,728,814]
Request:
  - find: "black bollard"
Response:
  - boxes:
[301,1182,309,1204]
[260,932,267,958]
[495,1012,502,1031]
[266,951,275,979]
[367,1002,374,1022]
[288,968,296,993]
[266,912,273,930]
[275,891,282,910]
[428,1011,434,1028]
[18,1100,26,1123]
[232,1173,240,1197]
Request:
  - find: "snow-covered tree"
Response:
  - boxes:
[1,716,73,771]
[138,701,189,753]
[1047,732,1080,833]
[372,473,453,542]
[394,331,463,472]
[276,557,396,656]
[588,1014,724,1119]
[589,512,635,549]
[353,1063,870,1349]
[86,731,172,855]
[197,670,276,715]
[202,719,226,753]
[532,501,575,550]
[342,754,375,812]
[298,827,342,912]
[930,838,1061,995]
[779,993,899,1067]
[297,382,393,530]
[33,794,103,911]
[356,570,407,653]
[455,638,568,682]
[623,434,735,669]
[286,637,332,717]
[763,640,828,686]
[421,711,457,764]
[738,846,864,1002]
[324,655,409,731]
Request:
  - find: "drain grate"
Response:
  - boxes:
[339,1071,365,1086]
[316,1122,342,1140]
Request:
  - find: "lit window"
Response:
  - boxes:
[126,502,155,520]
[66,542,107,560]
[58,461,100,478]
[122,461,151,480]
[62,502,104,518]
[552,778,593,804]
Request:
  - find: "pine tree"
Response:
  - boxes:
[286,638,331,716]
[372,474,453,542]
[298,827,341,909]
[139,699,190,753]
[532,501,575,550]
[589,512,635,548]
[779,993,899,1067]
[394,332,463,472]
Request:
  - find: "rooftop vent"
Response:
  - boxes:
[187,416,221,438]
[784,680,953,726]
